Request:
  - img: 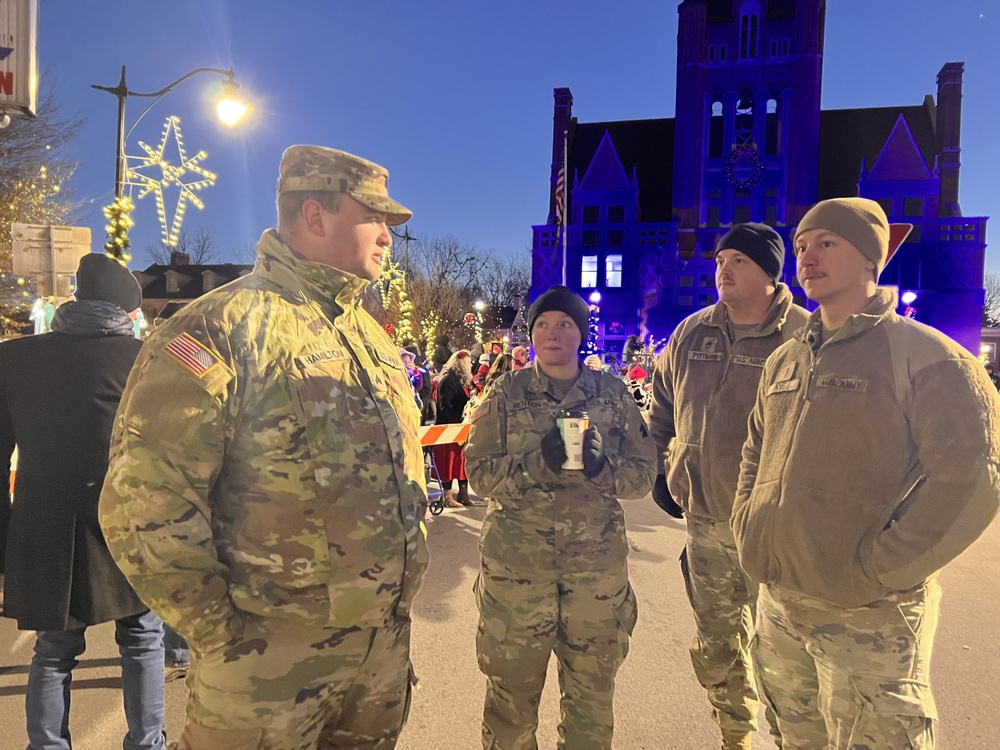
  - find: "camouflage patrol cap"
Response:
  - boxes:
[277,145,413,226]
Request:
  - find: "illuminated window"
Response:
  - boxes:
[606,255,623,287]
[709,100,724,158]
[582,255,598,287]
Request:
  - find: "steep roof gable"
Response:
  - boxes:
[578,130,632,191]
[868,114,933,181]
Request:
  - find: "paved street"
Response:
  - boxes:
[2,493,998,749]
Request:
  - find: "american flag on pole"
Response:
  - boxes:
[554,154,566,226]
[163,332,220,377]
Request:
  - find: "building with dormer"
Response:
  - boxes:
[131,251,252,322]
[532,0,987,354]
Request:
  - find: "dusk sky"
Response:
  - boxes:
[35,1,1000,272]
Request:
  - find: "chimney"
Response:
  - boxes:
[936,62,963,217]
[549,87,573,225]
[170,251,191,266]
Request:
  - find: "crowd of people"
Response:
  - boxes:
[0,143,997,750]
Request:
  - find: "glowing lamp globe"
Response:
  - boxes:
[589,291,601,303]
[217,97,248,126]
[901,291,917,305]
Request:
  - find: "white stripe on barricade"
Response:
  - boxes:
[419,423,471,447]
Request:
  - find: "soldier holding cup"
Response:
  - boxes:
[464,285,656,750]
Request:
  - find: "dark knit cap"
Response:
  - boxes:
[75,253,142,312]
[714,223,785,282]
[528,285,591,339]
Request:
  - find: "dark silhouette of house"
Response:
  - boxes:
[132,251,252,322]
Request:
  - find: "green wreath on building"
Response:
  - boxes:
[724,147,765,190]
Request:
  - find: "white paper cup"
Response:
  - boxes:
[558,416,590,470]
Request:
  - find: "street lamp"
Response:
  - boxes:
[92,65,248,200]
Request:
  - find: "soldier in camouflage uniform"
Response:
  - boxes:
[99,146,428,750]
[464,286,656,750]
[648,224,807,750]
[734,198,1000,748]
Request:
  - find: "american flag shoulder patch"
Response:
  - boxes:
[471,400,491,423]
[163,332,220,377]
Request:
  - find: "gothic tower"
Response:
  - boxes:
[672,0,826,229]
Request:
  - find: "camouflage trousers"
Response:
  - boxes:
[680,515,772,746]
[178,613,413,750]
[474,557,638,750]
[754,581,940,750]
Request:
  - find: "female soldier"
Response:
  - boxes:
[465,286,656,750]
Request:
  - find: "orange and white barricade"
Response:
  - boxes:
[419,423,471,515]
[418,423,470,448]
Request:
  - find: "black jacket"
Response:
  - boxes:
[0,329,146,630]
[435,373,470,425]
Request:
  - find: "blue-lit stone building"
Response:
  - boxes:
[531,0,988,354]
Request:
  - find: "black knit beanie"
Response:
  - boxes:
[75,253,142,312]
[528,285,591,339]
[714,223,785,282]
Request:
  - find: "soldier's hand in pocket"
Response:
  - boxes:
[652,474,684,518]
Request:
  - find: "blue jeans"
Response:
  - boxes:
[26,609,166,750]
[162,623,190,668]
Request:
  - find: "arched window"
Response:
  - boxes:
[765,97,781,156]
[740,1,760,59]
[709,100,724,158]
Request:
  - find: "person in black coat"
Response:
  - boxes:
[0,253,166,750]
[432,350,474,507]
[431,334,452,373]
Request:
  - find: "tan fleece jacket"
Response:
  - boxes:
[649,284,809,521]
[733,288,1000,608]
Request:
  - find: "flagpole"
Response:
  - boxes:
[560,129,568,286]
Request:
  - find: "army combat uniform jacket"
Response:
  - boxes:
[733,288,1000,608]
[465,364,656,572]
[99,231,429,652]
[649,284,808,521]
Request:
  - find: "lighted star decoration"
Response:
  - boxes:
[125,115,217,247]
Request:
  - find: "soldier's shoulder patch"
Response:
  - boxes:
[163,332,221,378]
[471,400,491,423]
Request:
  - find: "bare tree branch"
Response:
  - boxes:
[0,91,83,271]
[145,228,219,265]
[984,273,1000,327]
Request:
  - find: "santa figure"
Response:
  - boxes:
[626,364,651,411]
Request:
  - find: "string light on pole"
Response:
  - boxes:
[585,290,601,355]
[474,298,485,344]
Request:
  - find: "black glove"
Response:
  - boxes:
[582,426,607,479]
[540,425,566,474]
[652,474,684,518]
